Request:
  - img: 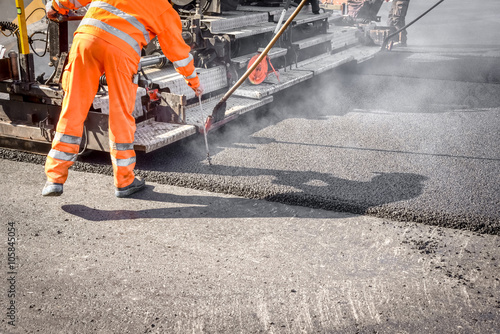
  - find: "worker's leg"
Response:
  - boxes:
[387,2,395,26]
[310,0,320,14]
[102,43,139,189]
[388,0,410,44]
[44,34,103,184]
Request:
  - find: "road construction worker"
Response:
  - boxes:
[387,0,410,46]
[43,0,203,197]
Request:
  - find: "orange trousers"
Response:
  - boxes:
[45,33,139,188]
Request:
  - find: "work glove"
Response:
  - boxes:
[45,1,58,21]
[194,83,204,97]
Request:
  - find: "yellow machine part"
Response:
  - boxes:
[13,0,45,55]
[14,0,30,55]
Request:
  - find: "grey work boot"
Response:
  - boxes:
[42,182,63,196]
[115,177,146,198]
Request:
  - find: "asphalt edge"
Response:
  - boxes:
[1,148,498,236]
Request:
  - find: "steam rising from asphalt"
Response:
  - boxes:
[209,0,500,151]
[162,0,500,234]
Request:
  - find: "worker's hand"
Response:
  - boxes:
[194,83,204,97]
[45,1,58,21]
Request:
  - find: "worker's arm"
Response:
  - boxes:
[156,7,203,96]
[47,0,91,16]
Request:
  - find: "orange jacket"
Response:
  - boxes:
[51,0,199,89]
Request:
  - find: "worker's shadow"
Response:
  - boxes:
[61,166,427,222]
[61,187,344,222]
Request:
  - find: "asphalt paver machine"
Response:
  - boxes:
[0,0,402,154]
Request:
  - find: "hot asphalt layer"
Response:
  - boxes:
[1,1,499,235]
[133,52,500,234]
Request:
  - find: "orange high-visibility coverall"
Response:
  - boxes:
[45,0,200,188]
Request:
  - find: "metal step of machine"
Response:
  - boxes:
[0,3,381,153]
[131,7,379,152]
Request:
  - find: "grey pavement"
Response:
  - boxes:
[0,159,499,333]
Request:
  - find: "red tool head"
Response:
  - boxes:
[247,54,269,85]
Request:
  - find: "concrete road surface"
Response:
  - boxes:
[0,159,499,333]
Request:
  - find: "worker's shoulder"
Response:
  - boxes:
[103,0,174,28]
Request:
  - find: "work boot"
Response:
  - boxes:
[115,177,146,198]
[42,182,63,196]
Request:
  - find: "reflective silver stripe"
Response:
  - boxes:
[48,149,77,162]
[69,0,83,8]
[112,156,136,167]
[54,0,71,10]
[54,132,81,145]
[173,54,193,69]
[90,1,150,44]
[185,69,197,80]
[80,18,141,56]
[111,142,135,151]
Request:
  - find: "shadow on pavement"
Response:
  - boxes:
[61,165,427,221]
